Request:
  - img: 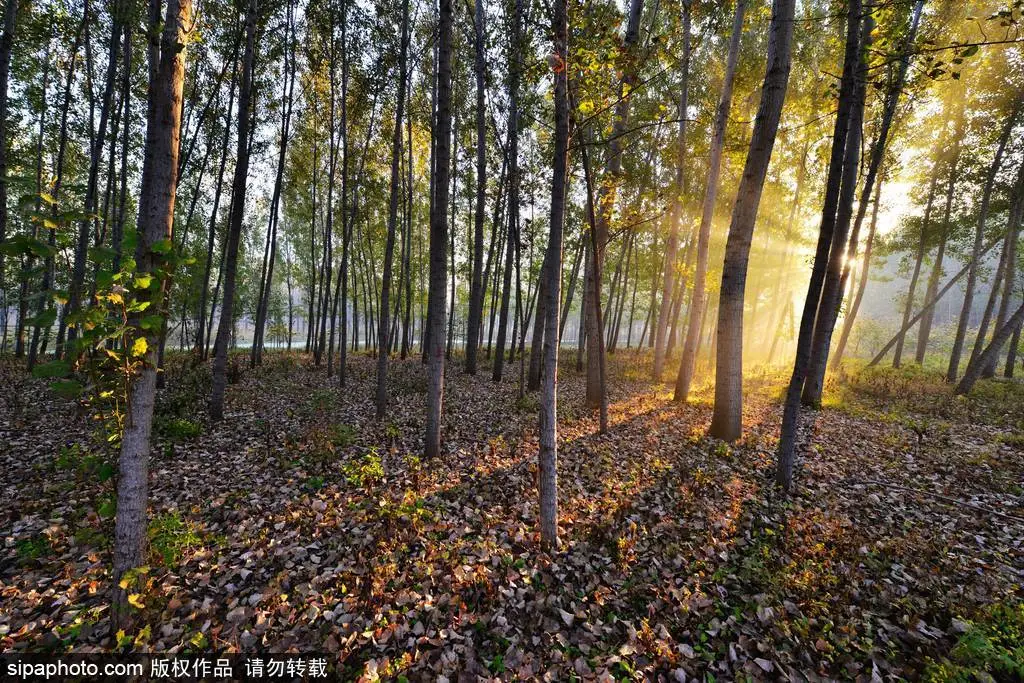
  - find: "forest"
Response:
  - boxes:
[1,0,1024,678]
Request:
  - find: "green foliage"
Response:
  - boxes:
[343,448,385,490]
[16,535,52,562]
[148,511,204,567]
[923,602,1024,681]
[155,416,203,441]
[54,444,116,482]
[329,423,357,448]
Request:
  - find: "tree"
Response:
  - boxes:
[210,0,258,421]
[425,0,453,458]
[585,0,644,409]
[538,0,568,550]
[652,0,690,384]
[710,0,796,442]
[376,0,411,419]
[674,0,746,403]
[112,0,191,630]
[776,0,865,491]
[464,0,487,376]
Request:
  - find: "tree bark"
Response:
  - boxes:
[775,0,863,491]
[585,0,646,408]
[210,0,258,421]
[710,0,794,441]
[375,0,410,419]
[425,0,453,458]
[112,0,189,631]
[946,102,1019,382]
[538,0,567,550]
[465,0,488,375]
[674,0,746,402]
[653,0,690,382]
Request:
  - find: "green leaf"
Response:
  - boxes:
[30,307,58,329]
[133,274,153,289]
[32,359,71,379]
[140,314,164,331]
[961,44,979,58]
[127,299,152,313]
[150,239,173,255]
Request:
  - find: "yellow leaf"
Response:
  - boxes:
[128,593,145,609]
[131,337,148,357]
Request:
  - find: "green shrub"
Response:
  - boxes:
[16,535,52,562]
[156,416,202,441]
[923,602,1024,682]
[344,448,384,490]
[148,511,203,566]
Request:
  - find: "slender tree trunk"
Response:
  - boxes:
[893,157,940,366]
[946,102,1019,382]
[465,0,488,374]
[538,0,567,551]
[831,174,882,369]
[585,0,646,408]
[112,0,189,631]
[653,1,690,382]
[210,0,258,421]
[29,14,85,370]
[956,302,1024,395]
[917,106,965,363]
[710,0,794,441]
[776,1,863,490]
[493,0,522,382]
[674,0,746,402]
[0,0,18,337]
[375,0,410,419]
[252,5,296,366]
[983,162,1024,377]
[196,26,240,356]
[803,4,922,404]
[425,0,453,458]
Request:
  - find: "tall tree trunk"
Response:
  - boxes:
[0,0,18,337]
[893,155,940,367]
[946,102,1019,382]
[803,1,923,405]
[710,0,794,441]
[112,0,189,630]
[983,161,1024,377]
[831,173,882,369]
[210,0,258,421]
[64,17,121,356]
[653,0,690,382]
[252,3,296,366]
[674,0,746,402]
[465,0,487,375]
[916,105,965,363]
[775,1,863,490]
[956,302,1024,395]
[585,0,646,408]
[375,0,410,419]
[492,0,522,382]
[29,13,85,370]
[538,0,568,551]
[196,26,240,356]
[578,133,608,432]
[425,0,453,458]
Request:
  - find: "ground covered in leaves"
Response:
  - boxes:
[2,350,1023,680]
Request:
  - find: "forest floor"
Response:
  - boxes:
[1,350,1023,681]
